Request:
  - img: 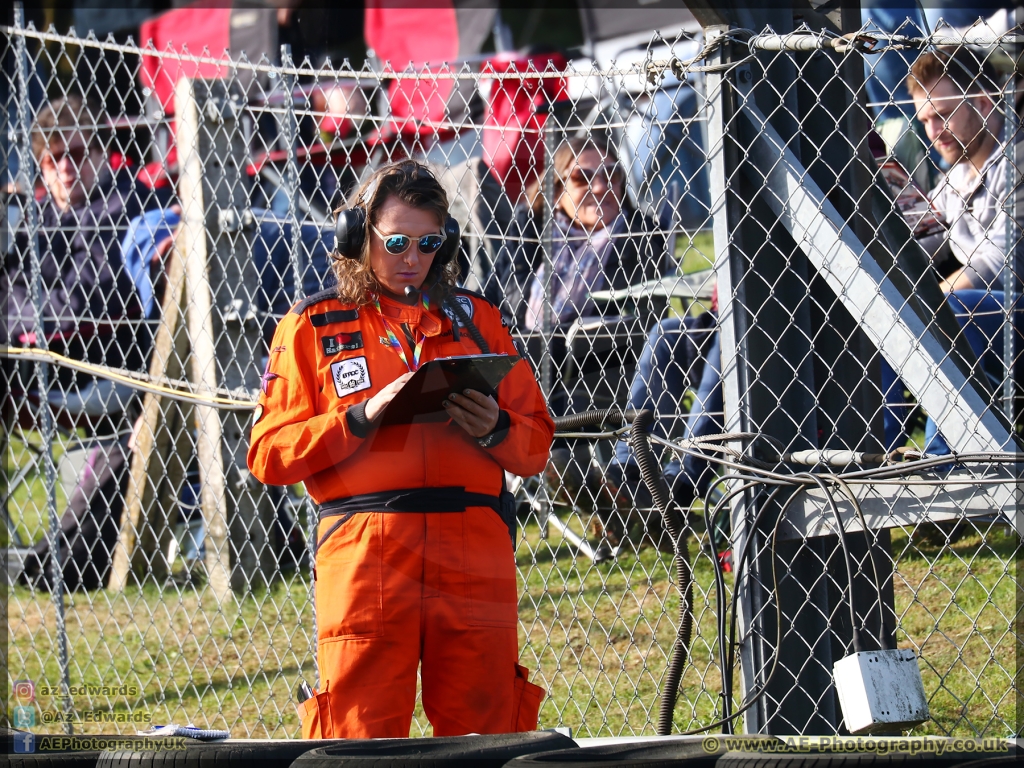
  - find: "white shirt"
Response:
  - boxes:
[929,125,1021,290]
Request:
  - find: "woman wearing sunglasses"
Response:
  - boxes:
[248,160,553,739]
[489,136,666,529]
[491,136,665,411]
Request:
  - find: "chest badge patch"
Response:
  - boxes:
[322,331,364,356]
[442,295,474,327]
[331,356,371,397]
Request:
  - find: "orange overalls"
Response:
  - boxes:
[247,289,554,739]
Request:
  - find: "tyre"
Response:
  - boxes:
[97,739,335,768]
[507,735,1020,767]
[291,731,577,767]
[507,736,729,767]
[8,752,100,768]
[5,733,160,768]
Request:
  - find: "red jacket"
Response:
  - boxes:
[248,289,553,503]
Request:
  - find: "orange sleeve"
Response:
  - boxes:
[246,311,368,487]
[476,300,554,478]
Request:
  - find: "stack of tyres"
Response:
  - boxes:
[291,732,578,767]
[90,732,576,768]
[507,737,722,768]
[97,739,339,768]
[5,732,184,768]
[508,735,1022,767]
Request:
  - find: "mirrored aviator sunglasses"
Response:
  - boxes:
[371,225,446,256]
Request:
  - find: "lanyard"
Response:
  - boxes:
[374,294,430,371]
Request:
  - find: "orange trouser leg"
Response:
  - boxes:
[313,512,424,739]
[422,507,526,735]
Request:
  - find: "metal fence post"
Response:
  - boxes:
[1002,12,1020,423]
[280,44,305,302]
[705,25,754,734]
[175,76,273,600]
[700,4,865,735]
[13,1,73,733]
[278,43,318,684]
[539,101,556,401]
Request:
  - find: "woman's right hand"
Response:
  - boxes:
[363,371,415,422]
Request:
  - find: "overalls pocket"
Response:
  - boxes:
[298,684,334,739]
[510,663,545,731]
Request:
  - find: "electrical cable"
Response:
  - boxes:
[721,483,791,725]
[550,408,694,737]
[675,485,800,736]
[703,477,781,732]
[3,345,257,409]
[629,409,693,737]
[830,474,891,650]
[805,472,866,653]
[701,474,766,717]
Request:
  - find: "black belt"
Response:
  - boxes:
[316,486,501,553]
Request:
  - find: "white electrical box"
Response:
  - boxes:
[833,649,929,734]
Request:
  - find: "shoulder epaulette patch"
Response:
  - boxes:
[453,287,496,308]
[291,288,340,315]
[311,308,360,326]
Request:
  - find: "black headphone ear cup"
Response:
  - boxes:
[334,207,366,260]
[436,214,461,265]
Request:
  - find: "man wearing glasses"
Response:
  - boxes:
[908,46,1013,293]
[884,46,1023,456]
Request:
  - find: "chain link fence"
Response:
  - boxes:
[2,8,1021,740]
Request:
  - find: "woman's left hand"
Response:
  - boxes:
[444,389,500,438]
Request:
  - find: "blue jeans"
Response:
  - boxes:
[883,290,1021,455]
[614,315,723,494]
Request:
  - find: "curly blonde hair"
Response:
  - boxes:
[331,160,460,305]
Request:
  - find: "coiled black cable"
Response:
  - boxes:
[551,407,637,432]
[442,295,491,354]
[551,408,693,735]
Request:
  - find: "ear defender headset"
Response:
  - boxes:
[333,169,461,268]
[332,165,486,350]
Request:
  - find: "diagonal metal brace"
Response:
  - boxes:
[735,98,1019,454]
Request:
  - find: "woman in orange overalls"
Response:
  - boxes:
[247,161,554,739]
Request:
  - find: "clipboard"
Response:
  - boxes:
[378,353,520,426]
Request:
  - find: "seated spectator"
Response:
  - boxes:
[488,134,666,524]
[3,93,166,590]
[860,2,932,191]
[4,94,164,432]
[909,47,1014,293]
[121,206,337,345]
[885,46,1022,454]
[491,134,663,335]
[490,135,665,419]
[119,205,338,577]
[602,288,723,552]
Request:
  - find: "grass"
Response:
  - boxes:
[676,229,715,275]
[5,427,1019,739]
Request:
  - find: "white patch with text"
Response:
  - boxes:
[331,356,371,397]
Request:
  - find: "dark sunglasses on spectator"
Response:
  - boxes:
[566,164,623,186]
[42,143,88,168]
[371,225,446,256]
